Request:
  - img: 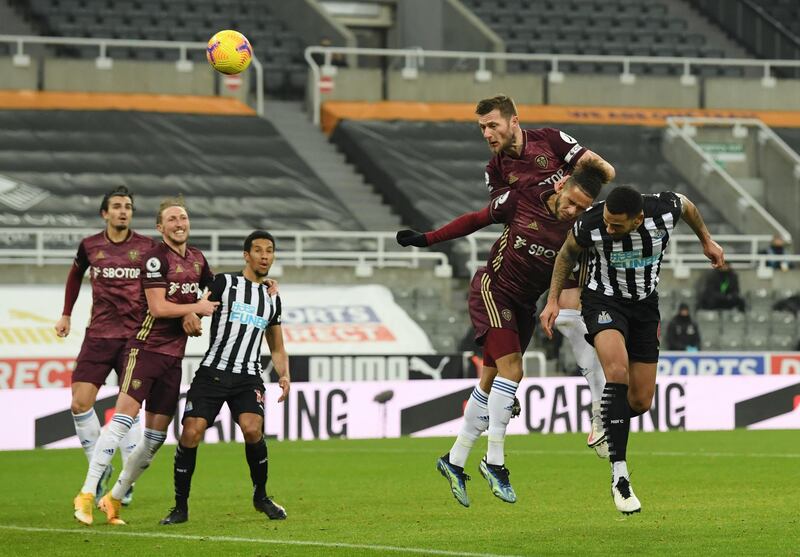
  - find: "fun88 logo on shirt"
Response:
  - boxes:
[230,301,268,330]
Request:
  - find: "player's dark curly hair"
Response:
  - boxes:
[475,95,517,119]
[567,159,605,199]
[244,230,276,252]
[606,185,644,217]
[99,185,134,215]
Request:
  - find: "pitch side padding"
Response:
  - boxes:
[400,387,473,435]
[734,382,800,428]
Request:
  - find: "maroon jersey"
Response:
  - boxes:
[484,184,574,305]
[485,128,587,201]
[72,231,156,339]
[129,242,214,358]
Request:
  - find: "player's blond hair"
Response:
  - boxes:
[475,95,517,119]
[156,195,187,224]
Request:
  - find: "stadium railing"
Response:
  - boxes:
[665,116,799,247]
[464,232,800,278]
[304,45,800,126]
[0,34,265,116]
[0,228,452,276]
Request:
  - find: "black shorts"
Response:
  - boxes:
[182,366,266,425]
[581,288,661,363]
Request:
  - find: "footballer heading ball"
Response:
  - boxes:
[206,30,252,75]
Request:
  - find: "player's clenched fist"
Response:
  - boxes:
[396,229,428,248]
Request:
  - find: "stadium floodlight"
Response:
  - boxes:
[474,56,491,83]
[355,262,373,277]
[680,61,696,86]
[95,43,112,70]
[619,59,635,84]
[322,50,338,76]
[434,262,453,278]
[732,123,748,138]
[95,56,113,70]
[12,53,30,68]
[176,46,193,72]
[761,65,776,88]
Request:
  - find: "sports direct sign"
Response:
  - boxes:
[0,376,798,450]
[0,284,432,364]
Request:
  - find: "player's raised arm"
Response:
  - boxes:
[674,192,725,269]
[575,150,616,183]
[396,205,495,248]
[539,231,585,338]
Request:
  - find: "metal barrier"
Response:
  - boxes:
[304,45,800,126]
[664,117,792,244]
[0,34,264,116]
[0,228,452,275]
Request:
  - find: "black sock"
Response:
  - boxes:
[601,383,630,462]
[246,437,268,500]
[174,443,197,510]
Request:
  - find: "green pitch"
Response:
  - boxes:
[1,430,798,556]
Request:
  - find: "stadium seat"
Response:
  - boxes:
[0,110,361,232]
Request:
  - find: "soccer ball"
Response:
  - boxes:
[206,30,253,75]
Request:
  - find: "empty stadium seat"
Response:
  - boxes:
[0,110,361,231]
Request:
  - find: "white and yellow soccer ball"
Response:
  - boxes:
[206,30,253,75]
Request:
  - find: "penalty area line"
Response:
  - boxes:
[0,525,529,557]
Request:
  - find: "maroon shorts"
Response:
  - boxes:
[119,347,182,416]
[468,268,536,358]
[71,337,128,388]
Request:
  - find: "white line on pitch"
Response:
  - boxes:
[0,525,529,557]
[287,447,800,458]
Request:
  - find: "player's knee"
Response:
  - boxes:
[630,396,652,415]
[180,425,204,447]
[240,421,263,443]
[603,361,628,383]
[70,397,92,414]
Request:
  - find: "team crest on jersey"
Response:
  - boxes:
[131,379,142,390]
[535,155,548,168]
[513,236,527,249]
[527,220,539,230]
[507,173,518,184]
[598,311,612,325]
[501,309,512,322]
[95,250,105,260]
[127,249,139,262]
[651,229,666,239]
[194,262,201,274]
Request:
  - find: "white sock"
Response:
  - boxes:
[81,413,133,494]
[556,309,605,402]
[72,408,101,462]
[448,386,489,468]
[111,428,167,500]
[612,460,629,483]
[486,377,518,466]
[120,415,141,467]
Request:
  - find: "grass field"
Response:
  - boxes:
[1,430,798,556]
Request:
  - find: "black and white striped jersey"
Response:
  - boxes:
[200,272,281,375]
[573,191,683,301]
